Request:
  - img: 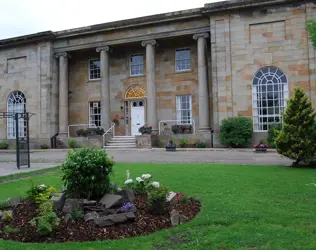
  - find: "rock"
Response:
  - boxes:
[99,194,123,209]
[170,209,188,226]
[84,211,99,223]
[94,212,135,228]
[83,199,97,206]
[7,197,21,206]
[116,189,135,202]
[62,198,80,214]
[166,192,177,204]
[0,211,3,217]
[64,214,72,223]
[51,192,66,211]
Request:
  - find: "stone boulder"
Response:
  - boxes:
[166,192,177,205]
[170,209,188,226]
[94,212,135,228]
[116,189,135,202]
[99,194,123,209]
[51,192,66,211]
[84,211,99,224]
[7,197,22,206]
[62,198,80,214]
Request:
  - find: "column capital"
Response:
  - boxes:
[193,33,209,40]
[141,39,157,47]
[54,52,70,59]
[96,46,110,53]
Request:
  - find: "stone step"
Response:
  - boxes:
[104,145,136,148]
[107,142,136,146]
[111,138,136,141]
[113,136,135,139]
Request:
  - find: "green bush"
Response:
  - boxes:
[196,141,207,148]
[219,116,253,147]
[27,183,56,204]
[68,139,77,148]
[0,200,10,209]
[0,141,9,150]
[148,186,169,214]
[61,148,115,199]
[275,88,316,166]
[70,208,84,222]
[178,139,188,148]
[267,123,282,148]
[40,144,49,149]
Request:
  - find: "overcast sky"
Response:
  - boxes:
[0,0,220,40]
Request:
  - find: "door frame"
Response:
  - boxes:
[125,99,146,136]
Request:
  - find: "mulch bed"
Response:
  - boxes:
[0,195,200,243]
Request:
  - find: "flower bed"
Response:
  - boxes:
[171,125,192,134]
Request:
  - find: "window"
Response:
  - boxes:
[7,91,26,139]
[175,49,191,72]
[89,60,100,80]
[89,101,101,127]
[252,66,288,131]
[130,55,144,76]
[176,95,192,124]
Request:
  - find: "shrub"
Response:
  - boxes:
[275,88,316,166]
[61,148,115,199]
[40,144,49,149]
[0,141,9,150]
[267,123,282,148]
[0,200,10,209]
[196,141,207,148]
[27,183,56,204]
[3,225,19,234]
[76,127,105,137]
[171,124,192,134]
[219,116,253,147]
[178,139,188,148]
[70,208,84,222]
[148,186,169,214]
[2,210,13,222]
[68,139,77,148]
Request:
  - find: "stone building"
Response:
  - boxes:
[0,0,315,148]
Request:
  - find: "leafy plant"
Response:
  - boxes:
[124,172,157,194]
[27,183,56,204]
[307,18,316,47]
[61,148,115,199]
[68,139,77,149]
[0,200,10,209]
[275,88,316,166]
[76,127,105,137]
[139,125,152,134]
[70,208,84,222]
[2,210,13,222]
[40,144,49,149]
[196,141,207,148]
[175,192,190,204]
[3,225,19,234]
[171,124,192,134]
[0,141,9,150]
[147,186,169,209]
[119,202,136,213]
[267,123,282,148]
[219,116,253,147]
[178,139,188,148]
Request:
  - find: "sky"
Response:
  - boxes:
[0,0,221,40]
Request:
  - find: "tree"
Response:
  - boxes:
[275,88,316,166]
[306,18,316,47]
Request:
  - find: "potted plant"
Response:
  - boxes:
[139,125,152,134]
[254,138,268,152]
[178,138,188,148]
[112,116,120,127]
[148,186,169,215]
[165,139,176,152]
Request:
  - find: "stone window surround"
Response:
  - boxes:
[88,101,101,128]
[88,59,101,81]
[176,94,192,125]
[175,48,191,72]
[130,54,144,77]
[252,66,289,132]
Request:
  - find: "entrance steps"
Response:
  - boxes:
[104,136,136,149]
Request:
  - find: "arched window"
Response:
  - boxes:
[125,85,147,99]
[7,91,26,138]
[252,66,288,131]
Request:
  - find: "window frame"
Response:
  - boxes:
[88,101,101,128]
[88,59,101,81]
[176,95,192,124]
[7,91,26,139]
[130,54,144,77]
[175,48,191,72]
[252,66,289,132]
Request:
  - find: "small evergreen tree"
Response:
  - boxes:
[275,88,316,165]
[307,18,316,47]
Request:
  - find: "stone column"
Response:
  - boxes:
[55,52,70,135]
[96,46,111,130]
[141,40,157,132]
[193,33,210,131]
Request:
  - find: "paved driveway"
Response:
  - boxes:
[0,149,292,176]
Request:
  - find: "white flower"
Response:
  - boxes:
[136,177,143,183]
[142,174,152,180]
[124,179,133,185]
[151,182,160,188]
[38,184,46,190]
[126,170,130,180]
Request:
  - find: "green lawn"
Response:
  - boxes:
[1,163,316,250]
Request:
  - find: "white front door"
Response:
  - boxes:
[131,100,145,136]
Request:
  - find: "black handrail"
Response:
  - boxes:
[51,133,59,149]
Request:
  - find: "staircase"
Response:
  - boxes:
[104,136,136,149]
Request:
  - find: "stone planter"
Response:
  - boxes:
[255,148,267,153]
[165,145,176,152]
[150,200,166,215]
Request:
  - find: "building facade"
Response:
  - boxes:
[0,0,315,148]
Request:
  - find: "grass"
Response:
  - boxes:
[1,163,316,249]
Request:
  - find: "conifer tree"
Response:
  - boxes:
[275,88,316,165]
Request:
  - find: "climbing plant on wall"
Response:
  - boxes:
[307,18,316,47]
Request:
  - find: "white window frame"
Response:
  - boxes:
[89,101,101,127]
[7,91,26,139]
[176,95,192,124]
[175,48,191,72]
[252,66,289,132]
[88,59,101,80]
[130,54,144,76]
